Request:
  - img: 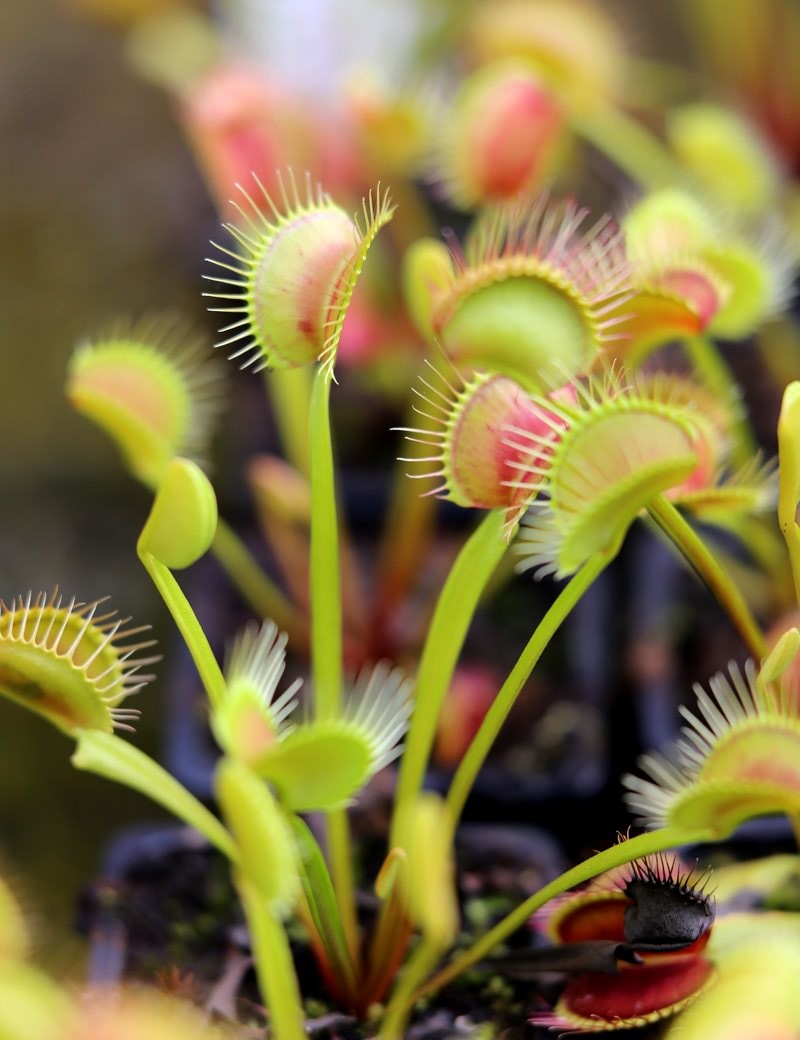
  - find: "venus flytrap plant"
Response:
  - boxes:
[137,469,374,1023]
[20,3,800,1033]
[389,370,633,848]
[378,793,459,1040]
[204,170,404,959]
[603,183,796,445]
[664,924,800,1040]
[384,337,780,1027]
[67,315,225,490]
[66,315,304,643]
[394,232,623,662]
[403,194,632,393]
[71,462,238,861]
[204,170,395,379]
[44,11,800,1022]
[433,60,566,210]
[397,363,571,534]
[411,825,716,1012]
[778,381,800,603]
[525,854,716,1032]
[526,376,758,579]
[208,175,408,709]
[389,510,512,852]
[215,623,412,813]
[513,369,702,580]
[415,647,800,1012]
[202,167,396,697]
[86,451,411,1027]
[515,368,776,596]
[0,487,238,866]
[0,590,155,736]
[610,181,796,523]
[623,187,797,348]
[214,757,305,1040]
[54,187,788,1039]
[379,370,716,1025]
[386,358,789,1017]
[136,457,224,706]
[136,458,412,807]
[666,103,784,219]
[506,367,767,659]
[622,656,800,843]
[463,0,628,112]
[523,857,800,1038]
[459,0,678,191]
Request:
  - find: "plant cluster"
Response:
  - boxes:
[6,0,800,1037]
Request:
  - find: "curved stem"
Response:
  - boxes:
[445,550,612,830]
[378,936,444,1040]
[570,103,678,187]
[310,367,342,719]
[72,730,237,861]
[141,553,226,709]
[413,826,712,1004]
[647,495,766,660]
[238,878,307,1040]
[777,383,800,606]
[389,510,511,850]
[309,367,359,957]
[212,518,306,648]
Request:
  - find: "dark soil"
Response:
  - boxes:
[75,809,612,1038]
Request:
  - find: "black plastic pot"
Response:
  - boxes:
[78,821,242,987]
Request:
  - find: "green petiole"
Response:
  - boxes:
[390,509,512,851]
